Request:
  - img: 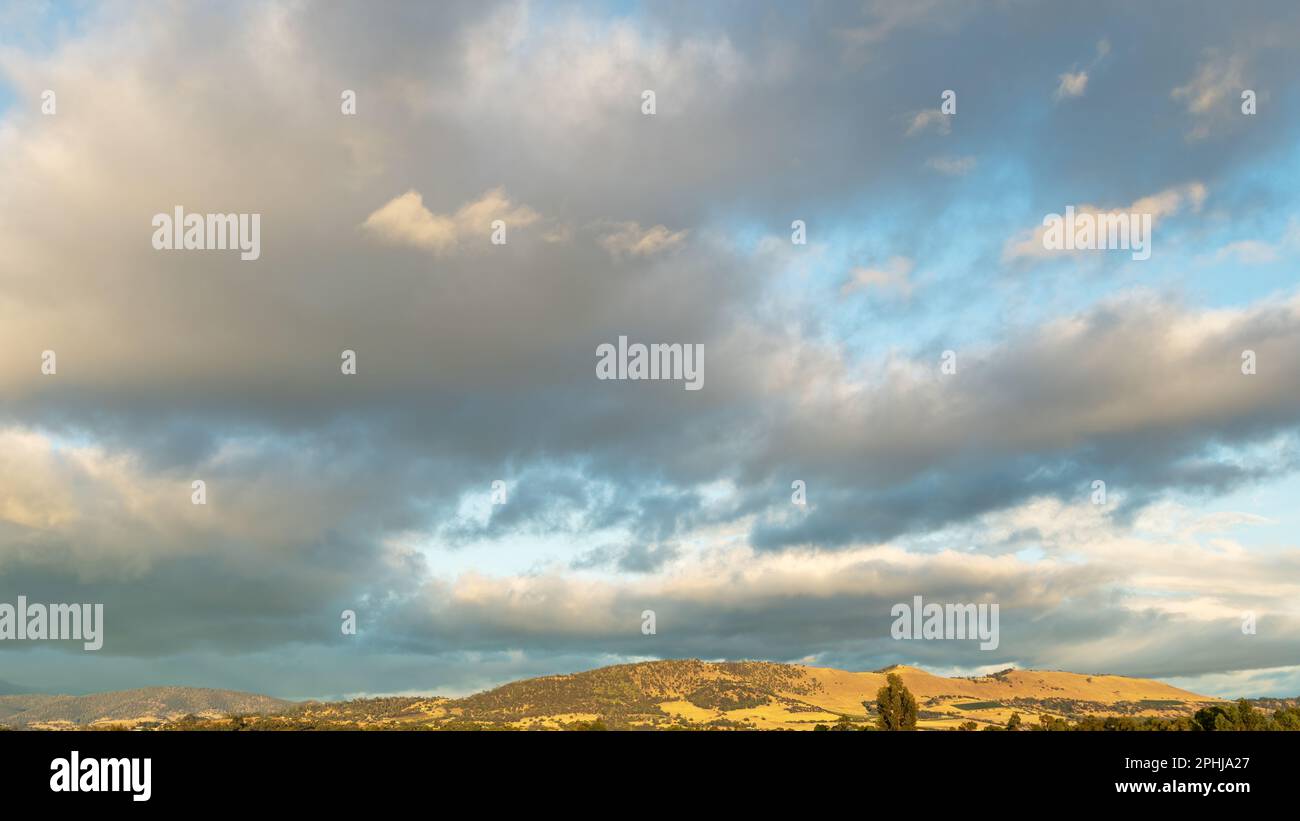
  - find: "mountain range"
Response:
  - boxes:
[0,686,290,730]
[0,660,1226,730]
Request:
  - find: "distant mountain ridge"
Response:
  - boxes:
[0,661,1233,731]
[198,660,1224,731]
[0,687,290,729]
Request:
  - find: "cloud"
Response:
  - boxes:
[595,221,689,258]
[841,256,915,298]
[1172,51,1248,140]
[1003,182,1207,261]
[362,188,539,255]
[924,155,975,176]
[1214,239,1279,265]
[1053,39,1107,101]
[1209,218,1299,264]
[1054,71,1088,100]
[738,288,1300,550]
[834,0,974,62]
[904,108,951,136]
[370,494,1300,682]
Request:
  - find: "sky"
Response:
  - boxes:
[1,0,1299,701]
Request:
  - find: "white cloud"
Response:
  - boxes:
[1003,182,1207,262]
[1054,70,1088,100]
[361,188,540,255]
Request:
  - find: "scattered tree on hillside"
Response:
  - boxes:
[871,673,917,731]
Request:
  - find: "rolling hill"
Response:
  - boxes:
[0,687,291,730]
[176,660,1221,731]
[0,661,1227,730]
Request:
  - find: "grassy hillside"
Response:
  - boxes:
[0,687,290,729]
[1,661,1248,731]
[167,660,1222,731]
